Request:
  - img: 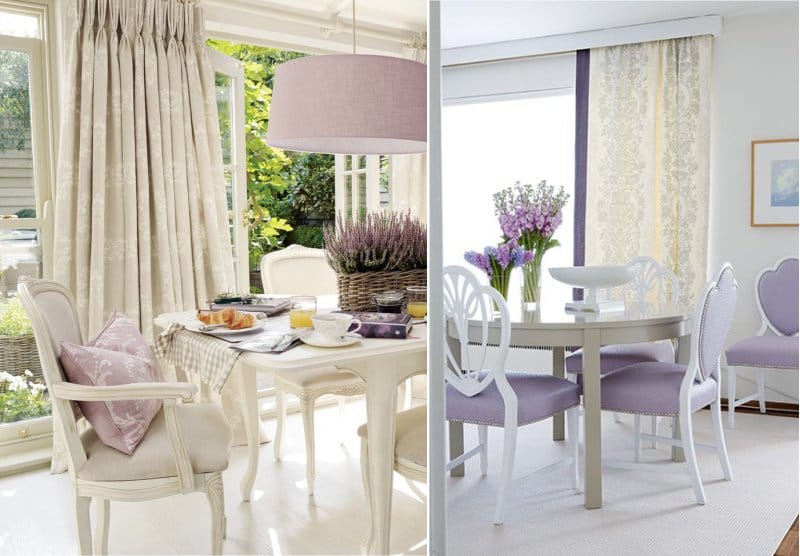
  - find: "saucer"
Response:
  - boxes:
[187,322,264,336]
[300,332,362,348]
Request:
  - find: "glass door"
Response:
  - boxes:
[0,25,54,457]
[207,48,248,293]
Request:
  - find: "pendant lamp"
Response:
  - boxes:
[265,1,426,155]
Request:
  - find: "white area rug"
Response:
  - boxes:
[447,411,798,555]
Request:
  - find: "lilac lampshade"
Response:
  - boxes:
[265,54,427,155]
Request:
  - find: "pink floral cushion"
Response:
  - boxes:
[59,313,162,455]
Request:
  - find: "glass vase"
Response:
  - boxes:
[490,269,511,313]
[521,261,542,309]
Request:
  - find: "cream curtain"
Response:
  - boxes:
[390,35,427,223]
[585,36,712,308]
[51,0,234,472]
[54,0,235,340]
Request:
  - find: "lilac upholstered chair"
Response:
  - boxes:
[599,263,737,505]
[725,257,799,428]
[566,257,678,441]
[444,266,581,525]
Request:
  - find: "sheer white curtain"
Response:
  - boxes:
[54,0,234,340]
[390,35,427,223]
[585,36,712,308]
[50,0,234,472]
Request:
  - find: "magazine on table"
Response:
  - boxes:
[229,331,303,353]
[334,311,413,339]
[209,297,291,316]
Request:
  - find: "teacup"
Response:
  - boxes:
[311,313,361,340]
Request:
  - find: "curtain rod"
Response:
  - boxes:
[443,15,722,68]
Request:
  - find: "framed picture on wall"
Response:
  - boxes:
[751,138,799,227]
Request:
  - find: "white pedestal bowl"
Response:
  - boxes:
[548,265,636,312]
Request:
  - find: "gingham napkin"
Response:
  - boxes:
[153,322,242,393]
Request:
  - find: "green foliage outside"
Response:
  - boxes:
[207,40,336,272]
[0,370,50,423]
[0,49,30,152]
[0,297,33,337]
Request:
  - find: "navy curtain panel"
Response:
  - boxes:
[573,49,590,300]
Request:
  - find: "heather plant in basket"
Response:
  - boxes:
[323,212,427,274]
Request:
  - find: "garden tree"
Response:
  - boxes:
[206,39,336,268]
[0,49,31,152]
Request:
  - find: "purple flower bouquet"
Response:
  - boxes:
[464,241,533,301]
[493,181,569,306]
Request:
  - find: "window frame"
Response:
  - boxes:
[206,47,248,293]
[335,154,390,219]
[0,0,58,465]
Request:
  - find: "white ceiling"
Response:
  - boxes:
[205,0,427,35]
[202,0,427,56]
[441,1,796,49]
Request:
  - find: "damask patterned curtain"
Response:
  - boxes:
[585,36,712,308]
[54,0,235,340]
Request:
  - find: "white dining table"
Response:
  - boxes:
[447,301,692,510]
[154,308,426,555]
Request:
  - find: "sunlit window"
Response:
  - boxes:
[0,11,39,38]
[442,93,576,302]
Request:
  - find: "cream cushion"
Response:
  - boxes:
[358,405,427,469]
[275,365,364,390]
[78,403,232,481]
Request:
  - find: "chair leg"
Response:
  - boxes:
[300,396,317,496]
[477,425,488,476]
[274,388,286,461]
[360,438,375,553]
[633,414,641,463]
[679,407,706,505]
[757,368,767,414]
[493,425,517,526]
[567,406,580,491]
[338,396,347,445]
[728,365,736,428]
[73,489,92,555]
[711,399,734,481]
[205,473,226,555]
[650,416,658,449]
[93,498,110,555]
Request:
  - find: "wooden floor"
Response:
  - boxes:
[776,517,799,556]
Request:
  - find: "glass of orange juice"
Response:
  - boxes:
[289,296,316,328]
[406,286,427,319]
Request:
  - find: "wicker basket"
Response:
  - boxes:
[0,334,44,384]
[337,269,427,311]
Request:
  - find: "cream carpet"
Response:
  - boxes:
[447,410,798,555]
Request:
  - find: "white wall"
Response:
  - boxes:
[708,6,799,403]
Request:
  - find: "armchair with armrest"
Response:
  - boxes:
[18,280,232,555]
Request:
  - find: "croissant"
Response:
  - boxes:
[228,311,256,330]
[220,307,236,325]
[197,310,226,325]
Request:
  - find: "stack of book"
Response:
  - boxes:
[335,311,414,339]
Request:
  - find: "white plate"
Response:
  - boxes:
[186,322,264,336]
[300,332,362,348]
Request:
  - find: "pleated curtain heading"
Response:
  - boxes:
[54,0,235,340]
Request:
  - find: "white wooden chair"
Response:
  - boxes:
[725,257,799,427]
[357,404,426,552]
[262,245,366,496]
[444,266,581,525]
[567,256,679,452]
[260,243,338,296]
[18,280,232,555]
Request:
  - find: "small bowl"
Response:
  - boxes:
[548,265,636,289]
